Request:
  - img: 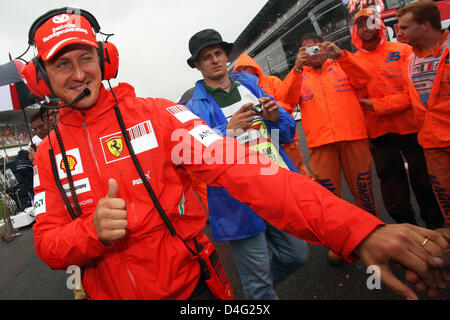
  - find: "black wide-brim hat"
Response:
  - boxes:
[187,29,233,68]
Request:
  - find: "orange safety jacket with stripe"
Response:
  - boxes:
[32,83,384,299]
[279,56,369,149]
[405,30,450,149]
[337,19,417,139]
[232,53,300,141]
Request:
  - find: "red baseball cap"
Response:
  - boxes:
[34,13,98,61]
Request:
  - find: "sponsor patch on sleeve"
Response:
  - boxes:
[166,105,199,123]
[189,125,222,147]
[33,192,46,216]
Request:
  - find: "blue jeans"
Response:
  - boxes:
[229,222,309,299]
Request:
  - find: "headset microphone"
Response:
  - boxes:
[43,88,91,109]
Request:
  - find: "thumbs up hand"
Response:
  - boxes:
[93,178,128,246]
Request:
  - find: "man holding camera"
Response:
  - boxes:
[185,29,309,300]
[279,33,377,264]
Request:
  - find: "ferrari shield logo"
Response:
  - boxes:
[106,137,123,157]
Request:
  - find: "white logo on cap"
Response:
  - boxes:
[52,14,70,24]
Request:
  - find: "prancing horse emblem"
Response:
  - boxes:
[106,137,123,157]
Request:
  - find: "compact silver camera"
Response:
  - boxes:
[249,103,263,114]
[306,45,321,56]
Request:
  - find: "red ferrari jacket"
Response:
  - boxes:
[337,20,417,139]
[32,83,383,299]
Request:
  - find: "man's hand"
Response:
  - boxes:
[358,97,375,111]
[404,228,450,298]
[320,41,343,59]
[227,103,257,133]
[93,178,128,246]
[294,47,308,71]
[354,224,448,300]
[260,97,279,122]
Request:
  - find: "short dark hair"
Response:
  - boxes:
[397,0,442,31]
[31,111,43,123]
[301,33,324,45]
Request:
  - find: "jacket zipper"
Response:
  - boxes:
[81,114,140,298]
[81,116,105,194]
[209,98,219,128]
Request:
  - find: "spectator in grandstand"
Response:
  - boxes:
[337,8,444,230]
[279,33,377,265]
[233,53,314,179]
[397,0,450,227]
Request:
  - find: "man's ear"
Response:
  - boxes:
[194,60,201,71]
[421,21,432,31]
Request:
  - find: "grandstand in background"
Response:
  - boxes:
[228,0,429,79]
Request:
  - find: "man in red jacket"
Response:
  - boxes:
[24,7,448,300]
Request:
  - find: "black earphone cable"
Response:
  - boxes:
[46,128,79,220]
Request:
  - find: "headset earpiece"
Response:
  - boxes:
[98,41,119,80]
[21,58,53,98]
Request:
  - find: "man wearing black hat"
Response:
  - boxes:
[185,29,309,300]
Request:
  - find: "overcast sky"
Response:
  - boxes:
[0,0,267,102]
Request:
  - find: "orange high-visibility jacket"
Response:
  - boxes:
[405,31,450,149]
[233,53,299,140]
[337,20,417,139]
[279,57,369,148]
[33,83,384,299]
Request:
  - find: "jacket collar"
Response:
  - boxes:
[58,83,136,127]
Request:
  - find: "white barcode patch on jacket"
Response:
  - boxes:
[166,105,199,123]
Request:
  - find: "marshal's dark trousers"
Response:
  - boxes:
[370,133,444,229]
